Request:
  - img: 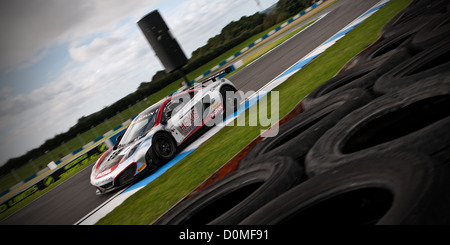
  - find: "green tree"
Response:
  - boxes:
[276,0,311,16]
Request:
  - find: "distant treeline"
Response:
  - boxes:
[0,0,313,175]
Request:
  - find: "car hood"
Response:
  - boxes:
[96,147,125,174]
[97,140,143,173]
[93,126,161,178]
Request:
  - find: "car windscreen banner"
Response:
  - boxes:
[0,143,108,215]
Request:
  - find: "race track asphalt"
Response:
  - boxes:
[0,0,379,225]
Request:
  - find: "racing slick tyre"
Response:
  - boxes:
[373,39,450,95]
[305,79,450,178]
[150,132,177,165]
[239,89,373,170]
[301,48,411,110]
[240,152,450,225]
[153,157,303,225]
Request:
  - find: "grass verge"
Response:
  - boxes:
[94,0,411,225]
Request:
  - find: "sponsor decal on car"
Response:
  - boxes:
[95,163,119,179]
[179,109,200,136]
[210,104,223,118]
[97,168,112,178]
[136,162,147,173]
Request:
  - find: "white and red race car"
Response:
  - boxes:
[91,71,240,194]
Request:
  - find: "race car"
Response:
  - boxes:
[90,70,240,194]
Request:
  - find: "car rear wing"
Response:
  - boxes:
[201,66,233,83]
[169,66,234,97]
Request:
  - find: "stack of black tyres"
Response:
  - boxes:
[154,0,450,225]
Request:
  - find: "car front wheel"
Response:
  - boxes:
[151,132,177,165]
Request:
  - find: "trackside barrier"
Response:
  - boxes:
[0,126,128,215]
[168,0,324,97]
[0,117,133,199]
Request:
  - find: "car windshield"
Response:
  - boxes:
[119,107,159,146]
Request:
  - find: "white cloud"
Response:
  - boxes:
[160,0,267,56]
[0,0,160,72]
[69,37,125,62]
[0,21,161,163]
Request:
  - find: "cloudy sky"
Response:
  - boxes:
[0,0,278,165]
